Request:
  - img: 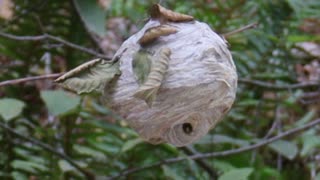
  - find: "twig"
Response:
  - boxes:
[0,121,95,179]
[0,31,111,59]
[0,73,62,87]
[223,22,258,37]
[181,146,218,179]
[263,102,281,139]
[106,118,320,180]
[238,78,319,90]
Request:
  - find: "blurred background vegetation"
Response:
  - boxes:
[0,0,319,179]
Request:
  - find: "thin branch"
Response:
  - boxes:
[238,78,319,90]
[1,73,319,90]
[0,121,95,179]
[0,73,62,87]
[223,22,258,37]
[106,118,320,180]
[0,31,111,59]
[263,107,280,139]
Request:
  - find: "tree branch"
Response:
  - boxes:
[0,73,62,87]
[0,31,111,59]
[223,22,258,37]
[106,118,320,180]
[1,73,318,90]
[238,78,319,90]
[0,120,95,179]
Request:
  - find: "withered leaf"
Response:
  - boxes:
[132,50,152,85]
[55,59,120,94]
[138,25,177,46]
[150,4,194,22]
[134,47,171,107]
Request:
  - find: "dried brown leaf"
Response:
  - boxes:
[55,59,120,94]
[134,48,171,106]
[150,4,194,22]
[138,25,177,46]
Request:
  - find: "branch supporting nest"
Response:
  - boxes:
[0,73,62,87]
[1,73,318,90]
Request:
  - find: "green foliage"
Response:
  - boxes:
[268,140,298,160]
[40,90,81,116]
[74,0,108,36]
[132,50,152,85]
[0,0,319,179]
[0,98,25,121]
[219,168,253,180]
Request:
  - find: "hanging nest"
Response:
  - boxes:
[56,4,237,147]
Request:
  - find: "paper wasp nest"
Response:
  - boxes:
[56,5,237,147]
[109,22,237,146]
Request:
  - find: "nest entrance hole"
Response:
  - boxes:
[182,123,193,134]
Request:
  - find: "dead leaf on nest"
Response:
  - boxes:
[134,48,171,107]
[150,4,194,22]
[55,59,120,94]
[138,25,177,46]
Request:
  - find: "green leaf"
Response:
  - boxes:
[11,171,28,180]
[268,140,298,160]
[197,134,250,147]
[213,160,236,173]
[237,99,260,107]
[300,135,320,157]
[73,0,108,37]
[73,145,107,160]
[259,167,281,179]
[0,98,25,121]
[11,160,48,173]
[219,168,253,180]
[40,90,81,116]
[162,165,184,180]
[121,138,143,153]
[132,50,152,85]
[316,172,320,180]
[294,111,315,127]
[287,35,318,43]
[55,59,120,94]
[58,160,87,173]
[89,141,120,154]
[58,160,74,172]
[287,0,320,19]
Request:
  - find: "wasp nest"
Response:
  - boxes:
[56,4,237,147]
